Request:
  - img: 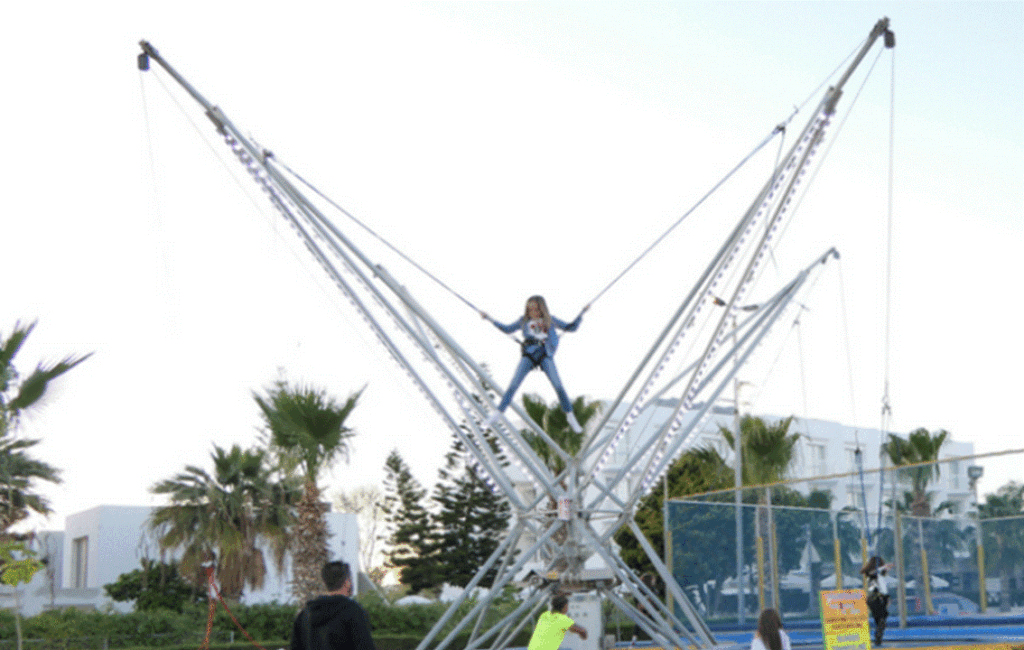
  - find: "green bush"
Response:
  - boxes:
[372,636,422,650]
[0,604,294,648]
[103,562,206,613]
[209,603,297,641]
[358,591,524,639]
[0,595,531,649]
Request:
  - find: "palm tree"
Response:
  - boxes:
[517,394,600,570]
[719,415,799,489]
[520,394,601,479]
[149,444,297,601]
[255,381,360,605]
[0,320,90,533]
[0,437,62,534]
[719,415,799,611]
[883,428,948,517]
[881,427,949,614]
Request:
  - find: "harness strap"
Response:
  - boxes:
[520,339,547,368]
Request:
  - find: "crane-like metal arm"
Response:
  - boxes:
[824,17,895,114]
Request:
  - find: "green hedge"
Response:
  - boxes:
[369,631,532,650]
[0,604,294,648]
[0,596,531,649]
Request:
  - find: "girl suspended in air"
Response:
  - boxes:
[481,295,588,433]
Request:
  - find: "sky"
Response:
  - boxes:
[3,2,1022,536]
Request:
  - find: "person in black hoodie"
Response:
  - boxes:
[290,561,375,650]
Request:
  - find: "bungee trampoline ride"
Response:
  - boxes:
[137,17,896,650]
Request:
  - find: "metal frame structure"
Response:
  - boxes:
[138,17,893,649]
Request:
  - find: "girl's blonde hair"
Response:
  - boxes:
[525,295,552,332]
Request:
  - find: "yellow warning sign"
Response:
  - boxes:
[820,589,872,649]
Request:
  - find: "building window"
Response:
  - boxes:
[846,487,865,511]
[950,460,962,490]
[846,448,858,468]
[72,536,88,589]
[807,441,827,477]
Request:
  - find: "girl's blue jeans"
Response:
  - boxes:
[497,349,573,413]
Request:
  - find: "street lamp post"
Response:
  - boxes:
[717,299,757,624]
[734,372,744,624]
[968,465,986,613]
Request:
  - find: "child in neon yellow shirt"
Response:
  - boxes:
[527,594,588,650]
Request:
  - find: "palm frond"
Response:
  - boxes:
[0,321,35,370]
[8,354,93,413]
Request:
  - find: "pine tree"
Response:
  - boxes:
[431,430,512,587]
[381,450,439,593]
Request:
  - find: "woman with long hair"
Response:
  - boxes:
[750,608,791,650]
[481,295,587,433]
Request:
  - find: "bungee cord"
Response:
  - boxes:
[769,43,891,255]
[737,262,828,415]
[588,36,881,323]
[276,159,485,314]
[144,31,878,335]
[757,34,870,278]
[137,27,884,342]
[582,116,794,314]
[838,261,859,422]
[876,47,898,542]
[277,117,797,326]
[840,258,876,542]
[145,70,272,220]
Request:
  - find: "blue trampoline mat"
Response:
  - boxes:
[608,615,1024,648]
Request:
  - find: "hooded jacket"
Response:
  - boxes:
[290,595,376,650]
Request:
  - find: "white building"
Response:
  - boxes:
[2,505,359,616]
[594,398,975,514]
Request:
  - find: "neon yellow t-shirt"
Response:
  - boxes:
[528,611,575,650]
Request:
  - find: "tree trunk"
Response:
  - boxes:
[292,480,329,605]
[14,589,23,650]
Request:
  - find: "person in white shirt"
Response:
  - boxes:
[749,608,791,650]
[861,556,892,646]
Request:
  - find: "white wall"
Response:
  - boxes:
[2,505,359,616]
[64,506,153,592]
